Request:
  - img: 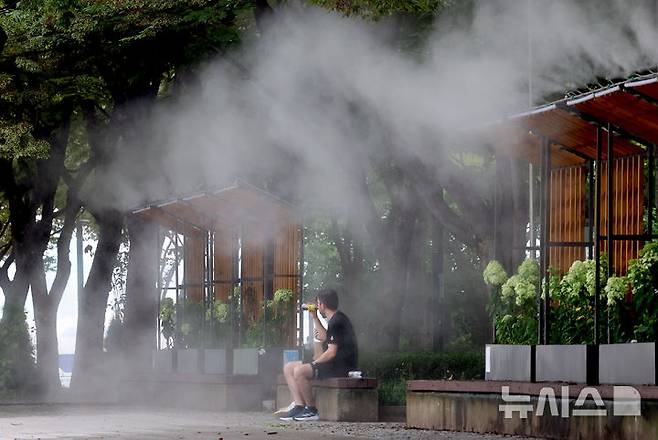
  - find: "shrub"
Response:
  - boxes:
[628,242,658,341]
[359,350,484,405]
[486,259,538,344]
[549,257,611,344]
[0,312,36,397]
[159,297,231,349]
[245,288,295,348]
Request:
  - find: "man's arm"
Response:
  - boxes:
[310,308,327,360]
[313,314,327,340]
[312,344,337,365]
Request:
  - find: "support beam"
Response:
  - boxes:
[529,164,535,260]
[153,206,209,234]
[528,129,592,161]
[620,84,658,109]
[649,144,655,236]
[156,226,161,351]
[594,126,602,346]
[606,123,614,344]
[298,222,305,348]
[588,160,595,259]
[537,141,545,345]
[543,139,552,344]
[557,102,653,149]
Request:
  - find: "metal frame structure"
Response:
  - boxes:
[133,181,303,356]
[495,73,658,345]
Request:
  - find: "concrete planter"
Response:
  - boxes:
[232,348,259,375]
[485,344,534,382]
[153,349,174,373]
[176,349,200,374]
[599,342,656,385]
[203,349,227,374]
[536,344,597,384]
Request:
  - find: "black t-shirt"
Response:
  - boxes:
[324,311,358,373]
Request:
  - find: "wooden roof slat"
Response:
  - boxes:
[573,91,658,146]
[131,183,298,233]
[489,76,658,164]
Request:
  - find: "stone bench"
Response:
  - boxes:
[276,374,379,421]
[119,373,262,411]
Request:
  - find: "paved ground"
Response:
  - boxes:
[0,405,536,440]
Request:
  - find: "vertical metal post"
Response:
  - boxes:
[203,230,210,348]
[594,126,602,346]
[649,144,655,236]
[654,143,658,236]
[156,227,161,351]
[588,160,595,259]
[493,160,499,262]
[237,227,244,347]
[208,230,214,347]
[647,144,658,344]
[182,232,187,305]
[298,221,305,348]
[261,237,267,349]
[606,124,614,343]
[529,164,535,259]
[543,139,552,344]
[538,140,546,345]
[174,230,180,350]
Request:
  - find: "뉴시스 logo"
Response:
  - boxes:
[499,385,641,419]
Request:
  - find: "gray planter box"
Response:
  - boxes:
[233,348,259,375]
[153,349,174,373]
[485,344,534,382]
[599,343,656,385]
[536,344,597,384]
[203,349,227,374]
[177,349,200,374]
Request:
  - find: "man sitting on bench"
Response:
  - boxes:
[278,288,358,421]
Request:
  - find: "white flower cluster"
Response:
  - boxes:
[500,259,539,307]
[483,260,508,287]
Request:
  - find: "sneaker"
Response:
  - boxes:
[293,406,319,421]
[278,405,305,421]
[273,401,296,416]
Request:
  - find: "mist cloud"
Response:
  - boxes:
[95,0,658,222]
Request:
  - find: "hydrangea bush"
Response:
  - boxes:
[486,259,539,345]
[485,242,658,345]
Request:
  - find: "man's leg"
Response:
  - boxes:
[283,361,305,405]
[293,363,315,408]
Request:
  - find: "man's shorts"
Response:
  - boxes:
[313,362,349,380]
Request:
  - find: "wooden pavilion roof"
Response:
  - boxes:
[131,181,298,235]
[492,74,658,166]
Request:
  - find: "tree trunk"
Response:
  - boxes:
[401,214,433,350]
[0,271,30,326]
[122,216,158,375]
[33,295,60,396]
[71,211,123,394]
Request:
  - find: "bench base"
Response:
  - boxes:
[276,377,378,422]
[407,380,658,439]
[120,374,261,411]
